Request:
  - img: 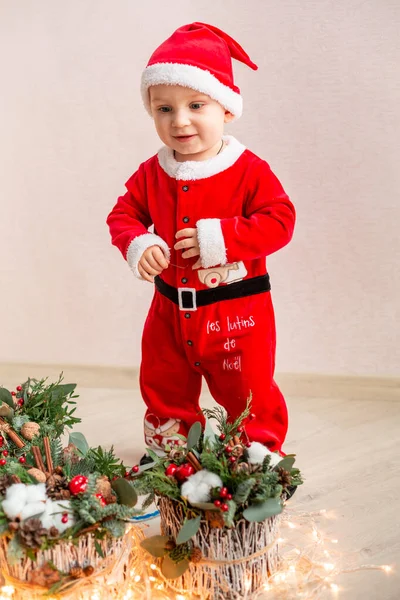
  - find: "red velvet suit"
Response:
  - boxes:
[107,136,295,452]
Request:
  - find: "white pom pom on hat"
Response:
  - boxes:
[141,22,258,120]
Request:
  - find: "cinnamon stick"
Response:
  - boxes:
[186,451,202,472]
[32,446,46,472]
[43,437,53,474]
[233,435,241,446]
[228,439,235,447]
[0,417,25,449]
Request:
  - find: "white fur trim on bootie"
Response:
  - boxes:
[126,233,170,280]
[196,218,227,268]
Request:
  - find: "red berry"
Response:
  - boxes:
[219,487,228,498]
[2,451,8,457]
[174,463,194,482]
[219,434,226,441]
[95,493,107,506]
[227,493,233,500]
[17,399,24,407]
[225,445,232,454]
[229,456,236,464]
[221,503,229,512]
[0,459,6,466]
[249,413,256,421]
[214,500,221,508]
[16,386,22,392]
[237,426,244,433]
[112,476,118,481]
[0,440,3,448]
[246,442,252,448]
[11,391,16,397]
[125,470,130,478]
[131,465,139,474]
[68,475,88,495]
[165,463,178,477]
[61,515,68,524]
[18,456,26,464]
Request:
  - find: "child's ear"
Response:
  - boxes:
[224,111,235,123]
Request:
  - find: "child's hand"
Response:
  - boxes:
[138,245,169,282]
[174,228,202,269]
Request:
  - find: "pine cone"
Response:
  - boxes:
[205,510,225,529]
[48,526,60,540]
[46,474,71,500]
[19,518,48,549]
[28,563,60,587]
[70,567,84,579]
[190,547,203,563]
[277,468,292,489]
[169,542,191,563]
[165,539,176,551]
[0,474,21,496]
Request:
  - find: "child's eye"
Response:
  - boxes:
[190,103,203,110]
[158,106,172,113]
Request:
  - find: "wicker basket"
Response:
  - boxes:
[158,496,282,600]
[0,526,141,599]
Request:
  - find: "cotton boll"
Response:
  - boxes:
[247,442,283,467]
[40,501,57,529]
[51,501,75,533]
[2,484,28,519]
[20,501,47,521]
[28,483,47,503]
[181,469,223,504]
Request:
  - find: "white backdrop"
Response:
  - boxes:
[1,0,399,376]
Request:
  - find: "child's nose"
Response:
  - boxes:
[172,109,191,128]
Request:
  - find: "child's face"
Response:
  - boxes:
[149,84,234,162]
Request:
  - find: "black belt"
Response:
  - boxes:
[154,274,271,311]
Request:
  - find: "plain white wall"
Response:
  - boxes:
[1,1,399,376]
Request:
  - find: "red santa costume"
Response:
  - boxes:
[107,23,295,453]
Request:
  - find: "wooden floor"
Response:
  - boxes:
[1,366,399,599]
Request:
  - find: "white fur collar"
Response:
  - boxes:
[157,135,246,181]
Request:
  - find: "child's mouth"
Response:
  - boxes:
[175,135,197,142]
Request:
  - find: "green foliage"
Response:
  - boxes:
[223,499,237,528]
[111,478,137,507]
[87,445,126,479]
[50,438,64,469]
[176,516,201,544]
[161,555,190,579]
[11,374,81,436]
[141,535,169,558]
[186,422,202,450]
[6,535,24,565]
[69,432,89,457]
[243,497,283,522]
[233,479,257,504]
[103,519,126,538]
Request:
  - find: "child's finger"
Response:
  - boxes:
[138,263,155,283]
[151,247,169,269]
[192,258,202,270]
[174,237,195,251]
[145,252,164,271]
[140,257,161,276]
[182,247,200,259]
[175,228,196,239]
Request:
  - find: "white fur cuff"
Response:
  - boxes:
[126,233,170,279]
[196,218,227,268]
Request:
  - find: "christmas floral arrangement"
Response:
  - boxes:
[133,401,303,597]
[0,375,140,595]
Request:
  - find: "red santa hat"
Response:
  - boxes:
[141,22,258,120]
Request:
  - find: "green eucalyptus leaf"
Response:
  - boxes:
[0,388,14,409]
[223,499,237,528]
[146,448,162,462]
[161,555,190,579]
[243,497,282,522]
[176,516,201,545]
[6,535,24,565]
[141,535,169,558]
[111,478,138,507]
[203,418,218,445]
[274,456,295,472]
[69,432,89,457]
[186,421,202,451]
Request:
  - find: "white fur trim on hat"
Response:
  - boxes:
[126,233,170,280]
[157,135,246,181]
[141,62,243,119]
[196,218,227,268]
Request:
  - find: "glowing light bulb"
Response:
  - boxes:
[330,583,340,594]
[287,521,296,529]
[382,565,392,573]
[134,575,141,582]
[331,539,338,544]
[324,563,334,571]
[176,595,186,600]
[150,563,157,570]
